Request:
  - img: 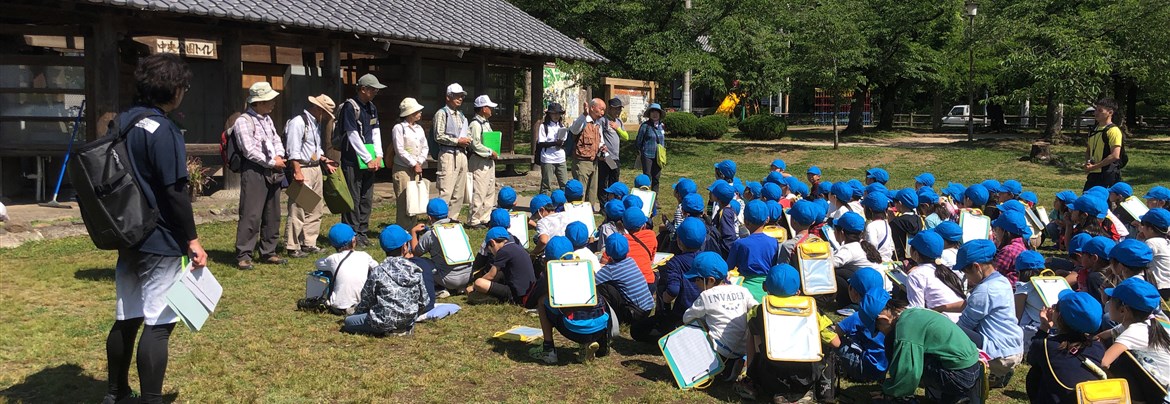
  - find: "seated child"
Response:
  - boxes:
[934,221,963,269]
[863,191,895,263]
[956,239,1025,388]
[777,200,822,267]
[1109,239,1153,285]
[1025,291,1105,404]
[1108,182,1139,237]
[878,300,984,403]
[891,188,924,262]
[596,234,656,325]
[564,221,601,272]
[531,193,569,248]
[532,236,611,364]
[342,225,432,337]
[992,209,1031,285]
[1078,236,1116,303]
[905,230,965,321]
[1013,250,1048,353]
[551,189,567,212]
[411,198,472,298]
[683,251,759,377]
[466,227,536,305]
[708,181,740,256]
[728,199,780,300]
[740,264,841,403]
[832,212,885,308]
[604,208,657,290]
[472,208,522,272]
[632,217,705,342]
[1140,208,1170,299]
[315,223,378,315]
[1098,277,1170,392]
[835,268,891,382]
[1146,186,1170,209]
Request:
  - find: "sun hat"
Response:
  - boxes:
[308,94,336,119]
[858,289,891,333]
[246,81,279,103]
[545,102,566,114]
[399,97,424,117]
[357,74,386,89]
[644,103,664,117]
[473,95,498,108]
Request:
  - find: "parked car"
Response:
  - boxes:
[941,104,987,127]
[1075,107,1097,130]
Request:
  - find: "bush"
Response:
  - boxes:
[662,111,700,137]
[737,114,788,140]
[695,115,729,140]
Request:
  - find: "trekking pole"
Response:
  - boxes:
[39,100,84,209]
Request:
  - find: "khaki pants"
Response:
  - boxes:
[392,164,421,229]
[437,151,469,221]
[987,352,1022,380]
[286,165,324,251]
[468,154,496,226]
[574,158,599,208]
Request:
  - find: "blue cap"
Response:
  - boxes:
[427,198,449,218]
[622,194,644,210]
[835,212,866,233]
[497,186,517,208]
[954,239,997,271]
[714,159,737,179]
[789,180,810,198]
[551,189,567,206]
[1142,208,1170,230]
[918,188,940,206]
[489,208,511,228]
[771,159,787,170]
[1000,199,1026,214]
[1015,250,1046,271]
[935,221,963,243]
[894,188,917,208]
[546,236,574,260]
[789,200,819,226]
[758,200,776,222]
[565,221,589,249]
[634,174,651,189]
[1106,277,1162,313]
[965,184,990,206]
[865,167,889,184]
[604,199,626,220]
[486,226,511,241]
[744,200,769,225]
[379,224,411,251]
[865,182,887,198]
[729,199,742,215]
[1145,186,1170,201]
[847,179,865,196]
[677,217,708,249]
[915,173,936,187]
[1055,190,1079,206]
[942,182,966,199]
[530,194,552,215]
[1019,191,1039,206]
[1001,180,1023,196]
[623,206,648,229]
[713,181,736,204]
[1109,182,1133,198]
[673,178,697,196]
[764,264,801,297]
[1083,236,1116,260]
[1073,195,1108,219]
[733,178,746,196]
[745,181,763,199]
[818,181,833,196]
[604,233,630,261]
[761,182,782,201]
[327,223,356,248]
[909,230,944,260]
[863,191,890,212]
[831,182,855,203]
[859,289,892,332]
[807,166,822,175]
[1112,239,1154,268]
[1069,233,1093,255]
[686,251,729,280]
[765,171,785,186]
[564,179,584,201]
[982,179,1003,193]
[992,210,1030,238]
[682,193,705,215]
[1057,291,1103,334]
[604,182,630,198]
[1086,186,1109,200]
[849,267,886,295]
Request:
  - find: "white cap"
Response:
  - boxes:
[446,83,465,95]
[473,95,498,108]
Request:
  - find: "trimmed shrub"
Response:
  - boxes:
[737,114,788,140]
[695,115,729,140]
[661,111,700,137]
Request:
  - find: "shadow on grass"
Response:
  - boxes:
[206,249,239,267]
[486,338,570,366]
[837,383,882,403]
[0,363,176,403]
[1002,389,1030,401]
[74,267,115,282]
[621,359,673,384]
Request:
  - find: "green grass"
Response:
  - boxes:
[3,136,1170,402]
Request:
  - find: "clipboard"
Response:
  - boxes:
[960,210,991,243]
[1030,273,1072,307]
[482,131,502,154]
[434,223,474,265]
[821,224,840,251]
[797,237,836,295]
[164,259,223,332]
[762,296,823,362]
[659,323,724,390]
[1023,207,1045,239]
[546,259,597,308]
[1121,197,1150,222]
[762,225,788,242]
[631,189,656,217]
[492,325,544,343]
[356,144,382,169]
[1036,206,1051,227]
[286,180,322,210]
[884,261,908,286]
[653,252,674,268]
[508,212,531,248]
[564,202,597,234]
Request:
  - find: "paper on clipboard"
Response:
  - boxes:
[547,259,597,308]
[659,323,723,390]
[960,211,991,243]
[286,181,322,210]
[564,202,597,234]
[1031,276,1072,307]
[164,263,223,332]
[1023,208,1045,237]
[653,252,674,268]
[1121,197,1150,222]
[508,212,530,248]
[434,223,474,265]
[821,225,840,251]
[1036,206,1051,226]
[631,189,656,217]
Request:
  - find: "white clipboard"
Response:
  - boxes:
[1024,207,1045,238]
[659,323,724,390]
[564,202,597,234]
[164,260,223,332]
[798,237,836,296]
[821,224,840,251]
[631,188,656,217]
[434,223,474,265]
[762,296,823,362]
[546,259,597,308]
[406,179,430,216]
[960,210,991,243]
[653,252,674,268]
[1036,206,1051,227]
[1031,275,1072,307]
[1121,197,1150,222]
[508,212,531,248]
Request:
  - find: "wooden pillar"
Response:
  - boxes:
[529,65,544,163]
[474,54,487,97]
[86,14,121,142]
[221,30,243,191]
[324,39,343,162]
[404,49,422,96]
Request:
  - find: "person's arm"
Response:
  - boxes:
[343,106,373,164]
[153,127,205,265]
[681,295,705,324]
[957,288,989,330]
[1101,341,1130,369]
[904,273,926,308]
[417,126,428,168]
[285,116,306,162]
[882,340,925,398]
[614,119,630,141]
[371,120,383,159]
[662,264,681,304]
[433,110,459,147]
[469,120,493,157]
[567,114,588,135]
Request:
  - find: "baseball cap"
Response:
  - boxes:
[1056,290,1103,334]
[327,223,356,248]
[831,182,855,203]
[982,179,1003,194]
[426,198,448,218]
[445,83,466,95]
[674,178,697,196]
[764,264,801,297]
[918,188,940,206]
[999,199,1026,214]
[1112,239,1153,268]
[497,187,517,208]
[623,207,648,229]
[488,208,511,228]
[807,166,822,175]
[635,174,652,189]
[1144,186,1170,201]
[1068,233,1093,255]
[818,181,834,196]
[1105,277,1162,313]
[605,182,630,198]
[863,191,890,212]
[964,184,990,206]
[789,200,819,226]
[1001,180,1023,196]
[714,160,737,179]
[608,97,623,108]
[744,200,769,225]
[379,224,411,251]
[473,95,498,108]
[789,180,810,198]
[771,159,787,170]
[954,239,997,272]
[858,289,891,332]
[712,182,736,204]
[894,188,917,208]
[765,171,785,186]
[733,177,746,196]
[565,221,589,249]
[1073,195,1108,219]
[604,199,626,220]
[915,172,936,187]
[992,210,1030,237]
[935,221,963,243]
[677,217,707,249]
[686,251,729,281]
[1109,182,1133,198]
[1055,190,1078,206]
[486,226,511,241]
[767,200,784,223]
[564,179,584,201]
[865,168,890,184]
[529,194,552,215]
[909,230,944,260]
[1019,191,1039,206]
[1083,236,1116,260]
[848,267,886,295]
[551,190,567,206]
[605,233,630,261]
[746,181,763,199]
[762,182,782,201]
[546,236,573,260]
[1086,186,1110,200]
[1014,250,1046,272]
[942,182,966,200]
[622,194,643,210]
[834,212,866,233]
[1141,208,1170,231]
[357,74,386,89]
[682,193,705,215]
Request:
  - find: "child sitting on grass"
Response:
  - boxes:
[834,268,891,383]
[314,223,378,315]
[683,251,759,380]
[1098,277,1170,392]
[465,227,536,305]
[1024,291,1105,404]
[342,225,432,337]
[632,217,705,342]
[531,236,611,364]
[727,199,780,301]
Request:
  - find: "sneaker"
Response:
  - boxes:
[287,250,308,259]
[101,391,139,404]
[836,308,856,317]
[435,290,451,299]
[528,346,558,364]
[237,260,254,270]
[579,341,600,363]
[524,308,539,317]
[794,391,816,404]
[733,380,757,401]
[302,246,321,254]
[261,255,288,265]
[388,328,413,337]
[990,369,1014,389]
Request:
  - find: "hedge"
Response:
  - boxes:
[695,115,729,140]
[736,114,788,140]
[661,111,700,137]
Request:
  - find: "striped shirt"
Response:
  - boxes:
[595,257,655,311]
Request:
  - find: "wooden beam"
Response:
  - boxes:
[85,13,120,142]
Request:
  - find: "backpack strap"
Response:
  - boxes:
[629,233,653,261]
[118,109,166,211]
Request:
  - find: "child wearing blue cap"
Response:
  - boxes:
[315,223,380,315]
[1109,239,1153,285]
[1139,208,1170,299]
[411,198,473,298]
[1011,250,1050,354]
[497,186,518,211]
[708,181,741,256]
[1078,236,1116,304]
[918,187,949,230]
[342,225,433,337]
[777,200,821,267]
[596,233,655,326]
[1024,291,1106,403]
[604,208,658,290]
[531,193,570,249]
[956,239,1025,387]
[832,212,886,309]
[465,227,536,305]
[1098,278,1170,391]
[739,264,840,403]
[834,269,891,383]
[631,217,706,342]
[806,166,822,197]
[472,209,523,270]
[877,301,983,403]
[595,200,625,254]
[862,191,896,263]
[1047,190,1078,250]
[532,236,612,364]
[683,252,759,375]
[1145,186,1170,209]
[905,231,966,322]
[1071,195,1123,241]
[728,200,782,301]
[890,188,924,262]
[914,172,935,190]
[991,210,1031,286]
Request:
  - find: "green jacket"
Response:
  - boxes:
[882,308,980,398]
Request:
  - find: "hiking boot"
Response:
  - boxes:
[529,346,558,364]
[733,380,757,401]
[237,260,254,270]
[261,255,288,265]
[287,250,308,259]
[302,246,321,254]
[435,290,451,299]
[579,341,600,363]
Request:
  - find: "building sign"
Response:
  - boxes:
[155,38,217,59]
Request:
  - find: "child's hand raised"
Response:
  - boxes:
[1038,307,1056,332]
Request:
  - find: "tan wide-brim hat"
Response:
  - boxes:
[308,94,336,120]
[246,81,279,104]
[400,97,425,117]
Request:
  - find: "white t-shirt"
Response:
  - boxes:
[1146,237,1170,290]
[537,122,566,164]
[574,247,603,273]
[905,264,964,322]
[866,220,895,263]
[682,284,759,358]
[1115,321,1170,387]
[834,242,889,292]
[536,212,571,239]
[316,250,379,310]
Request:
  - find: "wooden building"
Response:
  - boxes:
[0,0,605,199]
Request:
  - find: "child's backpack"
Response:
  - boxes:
[69,110,161,250]
[761,295,823,361]
[296,251,353,313]
[796,235,836,295]
[330,99,362,151]
[1075,379,1130,404]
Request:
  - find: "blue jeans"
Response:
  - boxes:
[342,313,382,335]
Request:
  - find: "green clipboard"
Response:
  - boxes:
[482,131,502,154]
[659,322,724,390]
[434,223,474,265]
[357,144,382,169]
[546,259,597,308]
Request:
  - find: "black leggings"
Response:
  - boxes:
[106,318,175,403]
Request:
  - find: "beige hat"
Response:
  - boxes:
[247,82,279,104]
[399,97,424,117]
[308,94,336,120]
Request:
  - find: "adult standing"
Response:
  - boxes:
[339,74,387,247]
[535,103,568,194]
[102,53,207,404]
[285,94,336,258]
[1083,98,1124,191]
[391,97,428,229]
[468,95,501,228]
[635,103,665,192]
[434,83,471,221]
[568,98,605,208]
[233,82,287,270]
[598,97,629,194]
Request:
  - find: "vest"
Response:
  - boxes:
[574,118,601,160]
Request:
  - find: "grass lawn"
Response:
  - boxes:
[2,135,1167,402]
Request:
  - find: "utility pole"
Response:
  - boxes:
[682,0,692,112]
[966,1,978,142]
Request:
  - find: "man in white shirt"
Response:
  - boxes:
[434,83,471,222]
[285,94,336,258]
[315,224,378,315]
[234,82,286,269]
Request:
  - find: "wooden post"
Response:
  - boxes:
[221,30,243,192]
[530,65,544,167]
[404,49,422,96]
[519,69,531,133]
[323,39,342,162]
[86,13,121,142]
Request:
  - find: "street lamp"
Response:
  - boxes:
[966,1,978,142]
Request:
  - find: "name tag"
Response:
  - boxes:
[369,118,378,126]
[136,118,161,133]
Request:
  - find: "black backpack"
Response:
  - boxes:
[330,99,361,151]
[69,110,161,250]
[1092,123,1128,170]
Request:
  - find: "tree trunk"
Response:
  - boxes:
[931,87,944,131]
[843,84,867,135]
[1113,74,1130,136]
[1127,81,1138,129]
[833,95,840,150]
[519,69,533,133]
[1045,90,1067,144]
[875,80,901,131]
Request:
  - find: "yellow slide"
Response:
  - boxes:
[715,93,740,117]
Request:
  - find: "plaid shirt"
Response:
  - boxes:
[992,237,1026,286]
[354,257,431,332]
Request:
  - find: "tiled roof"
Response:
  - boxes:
[84,0,607,63]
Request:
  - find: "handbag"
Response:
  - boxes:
[657,144,668,167]
[296,251,353,313]
[322,167,355,214]
[406,178,430,216]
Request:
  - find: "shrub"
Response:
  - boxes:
[695,115,729,140]
[737,114,788,140]
[662,111,700,137]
